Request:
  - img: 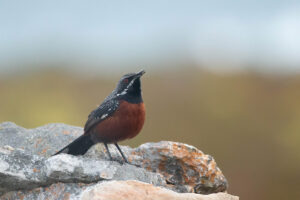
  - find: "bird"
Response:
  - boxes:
[53,70,146,163]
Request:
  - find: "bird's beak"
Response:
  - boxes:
[135,69,146,78]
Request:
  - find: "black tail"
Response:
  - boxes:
[53,134,95,156]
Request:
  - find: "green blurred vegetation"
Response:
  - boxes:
[0,68,300,200]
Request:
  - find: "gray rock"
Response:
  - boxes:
[2,182,88,200]
[0,122,82,156]
[1,181,239,200]
[0,122,234,199]
[0,147,165,195]
[86,142,228,194]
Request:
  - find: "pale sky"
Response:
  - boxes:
[0,0,300,74]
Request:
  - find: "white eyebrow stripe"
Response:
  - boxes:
[117,78,135,96]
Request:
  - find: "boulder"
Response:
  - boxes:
[0,122,236,199]
[2,181,238,200]
[0,122,82,156]
[82,180,238,200]
[2,182,88,200]
[86,141,227,193]
[0,147,164,194]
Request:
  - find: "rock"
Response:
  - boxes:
[81,180,238,200]
[0,122,82,156]
[86,142,227,194]
[0,122,233,199]
[0,147,164,195]
[2,182,89,200]
[2,181,238,200]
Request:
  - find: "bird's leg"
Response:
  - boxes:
[114,143,129,163]
[104,143,113,161]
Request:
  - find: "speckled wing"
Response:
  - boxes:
[84,99,120,134]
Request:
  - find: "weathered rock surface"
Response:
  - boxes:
[0,122,236,199]
[2,182,89,200]
[82,180,238,200]
[0,122,82,157]
[2,181,238,200]
[86,141,227,194]
[0,147,164,194]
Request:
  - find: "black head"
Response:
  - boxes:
[115,70,145,103]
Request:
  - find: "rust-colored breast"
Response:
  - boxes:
[89,101,145,143]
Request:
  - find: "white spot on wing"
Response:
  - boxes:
[101,114,108,119]
[120,90,127,95]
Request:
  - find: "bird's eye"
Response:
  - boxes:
[123,79,129,83]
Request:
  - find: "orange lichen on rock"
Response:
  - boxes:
[41,148,48,154]
[129,141,228,194]
[32,168,40,173]
[63,130,70,135]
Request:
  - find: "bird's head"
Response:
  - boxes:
[115,70,145,102]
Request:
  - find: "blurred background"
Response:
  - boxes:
[1,1,300,199]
